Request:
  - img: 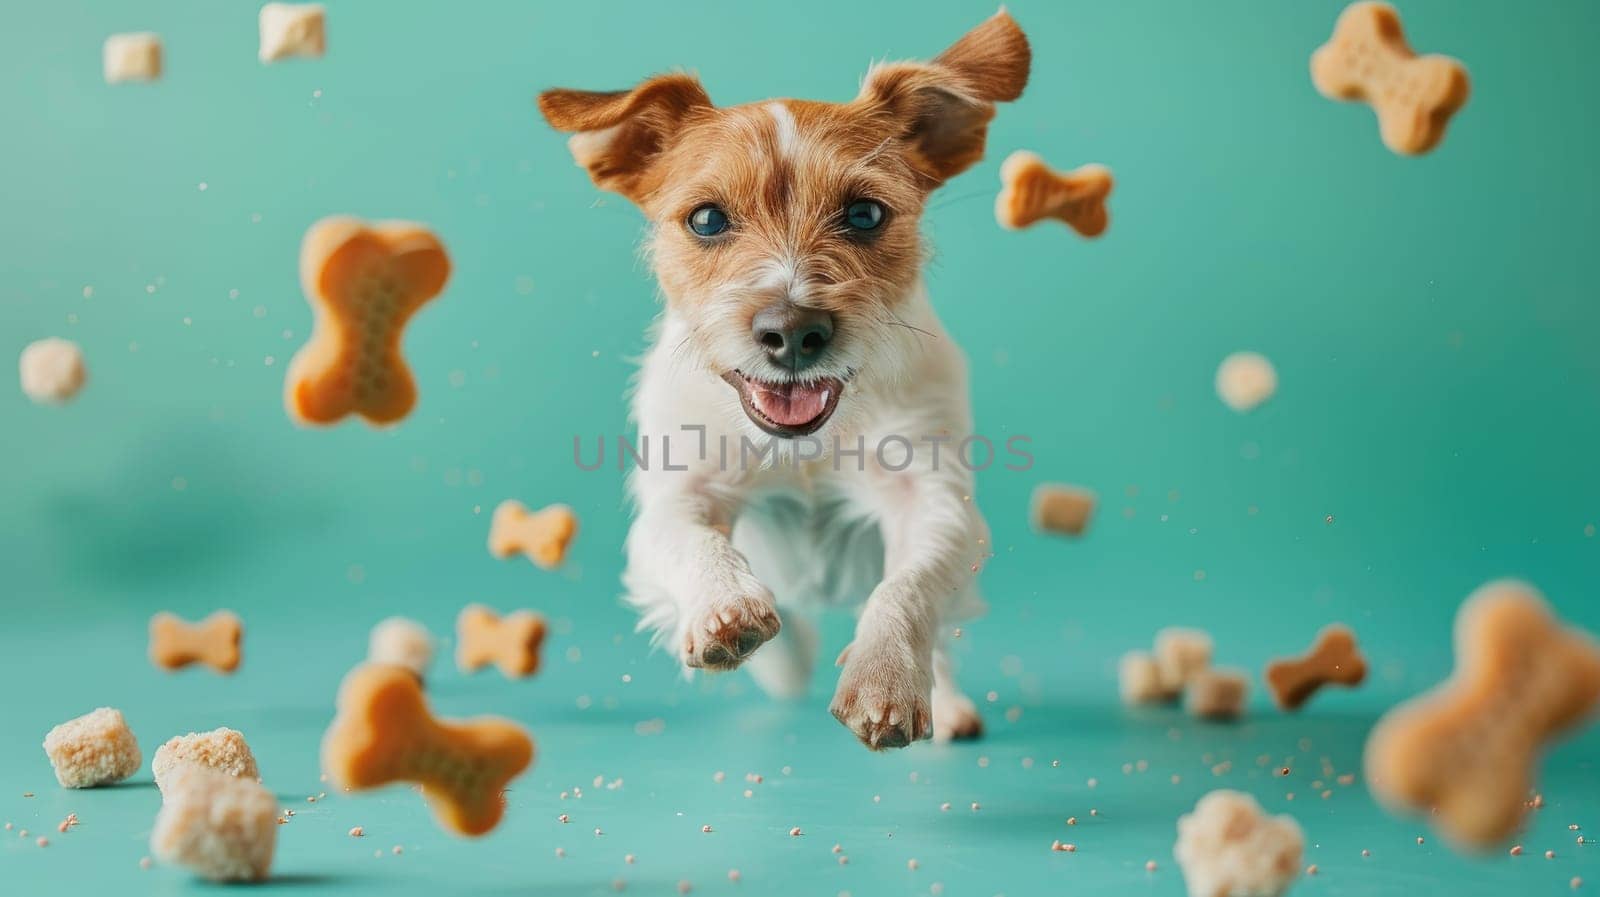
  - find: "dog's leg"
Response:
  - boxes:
[744,610,818,699]
[830,475,981,750]
[932,639,984,742]
[625,491,781,673]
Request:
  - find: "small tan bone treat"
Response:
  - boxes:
[995,150,1113,237]
[258,3,326,63]
[1310,2,1470,155]
[1030,484,1096,537]
[1265,624,1368,710]
[321,663,535,836]
[1215,352,1277,413]
[152,728,259,794]
[489,500,578,569]
[1364,580,1600,848]
[1120,651,1176,705]
[1174,790,1304,897]
[368,616,434,678]
[103,32,162,83]
[1187,668,1250,721]
[456,604,547,678]
[19,338,87,404]
[284,216,451,426]
[42,708,141,788]
[149,611,243,673]
[1155,627,1214,692]
[150,766,277,881]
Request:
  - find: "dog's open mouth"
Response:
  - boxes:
[721,370,845,438]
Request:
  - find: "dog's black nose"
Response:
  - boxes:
[751,304,833,372]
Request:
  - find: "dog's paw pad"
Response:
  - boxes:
[682,596,780,671]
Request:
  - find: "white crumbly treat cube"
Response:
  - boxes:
[1175,790,1303,897]
[367,617,434,677]
[1119,651,1175,705]
[151,766,277,881]
[43,707,142,788]
[258,3,326,63]
[153,728,260,794]
[20,338,87,404]
[1155,627,1213,692]
[1216,352,1277,413]
[1187,668,1250,720]
[103,32,162,83]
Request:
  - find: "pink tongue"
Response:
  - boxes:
[750,381,831,427]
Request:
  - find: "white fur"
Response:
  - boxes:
[622,279,990,748]
[765,101,799,158]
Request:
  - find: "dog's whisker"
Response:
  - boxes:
[926,187,994,214]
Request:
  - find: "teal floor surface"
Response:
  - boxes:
[5,0,1600,894]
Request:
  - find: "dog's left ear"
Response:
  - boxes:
[856,9,1031,185]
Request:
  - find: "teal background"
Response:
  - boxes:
[2,0,1597,894]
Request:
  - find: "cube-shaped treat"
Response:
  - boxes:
[43,707,142,788]
[368,617,434,678]
[151,766,277,881]
[103,32,162,84]
[1030,484,1096,537]
[1119,651,1175,705]
[1154,627,1213,693]
[152,728,260,794]
[19,337,88,404]
[1187,668,1250,721]
[258,3,326,63]
[1175,790,1303,897]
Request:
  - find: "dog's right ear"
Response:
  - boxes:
[538,73,713,204]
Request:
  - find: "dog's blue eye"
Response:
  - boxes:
[687,204,730,237]
[845,199,885,232]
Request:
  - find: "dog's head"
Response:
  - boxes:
[539,11,1029,439]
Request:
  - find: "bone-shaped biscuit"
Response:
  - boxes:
[489,500,578,570]
[995,151,1113,237]
[1364,581,1600,848]
[149,611,243,673]
[285,216,451,427]
[1310,2,1470,156]
[456,604,547,678]
[321,663,534,836]
[1265,624,1367,711]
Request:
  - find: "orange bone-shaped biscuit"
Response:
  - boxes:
[456,604,547,678]
[149,611,243,673]
[1310,2,1470,156]
[488,500,577,570]
[1265,624,1367,710]
[1364,581,1600,848]
[995,151,1112,237]
[321,664,534,836]
[285,216,451,426]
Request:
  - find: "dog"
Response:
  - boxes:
[538,10,1030,750]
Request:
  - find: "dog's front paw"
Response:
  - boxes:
[681,592,780,671]
[932,691,984,743]
[830,643,932,751]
